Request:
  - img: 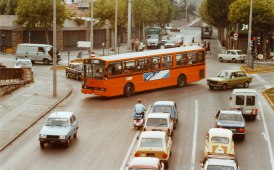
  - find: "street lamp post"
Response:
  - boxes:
[53,0,57,97]
[114,0,118,54]
[127,0,132,50]
[247,0,253,69]
[90,0,94,55]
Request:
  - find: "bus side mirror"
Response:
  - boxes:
[229,96,232,100]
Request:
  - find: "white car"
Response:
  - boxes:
[200,154,239,170]
[218,50,247,63]
[144,113,174,136]
[14,58,33,71]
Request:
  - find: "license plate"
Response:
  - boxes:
[152,129,162,131]
[147,153,155,157]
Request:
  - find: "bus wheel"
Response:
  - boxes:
[124,83,134,97]
[177,75,186,87]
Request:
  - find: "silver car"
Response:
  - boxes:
[215,110,245,141]
[39,111,79,148]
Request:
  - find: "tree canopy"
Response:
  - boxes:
[228,0,274,30]
[0,0,18,15]
[199,0,233,28]
[16,0,69,30]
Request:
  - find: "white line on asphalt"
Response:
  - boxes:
[190,100,199,170]
[259,101,274,170]
[261,132,267,141]
[252,74,272,89]
[120,131,140,170]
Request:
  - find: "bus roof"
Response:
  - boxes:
[91,46,203,61]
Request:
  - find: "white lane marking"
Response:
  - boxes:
[120,131,140,170]
[252,74,272,89]
[259,101,274,169]
[190,100,199,170]
[261,132,267,141]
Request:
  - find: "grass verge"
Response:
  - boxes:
[263,87,274,110]
[241,65,274,74]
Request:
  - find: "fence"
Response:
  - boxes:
[0,68,23,85]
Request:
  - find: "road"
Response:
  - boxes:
[0,26,274,170]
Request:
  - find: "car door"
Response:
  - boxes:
[236,71,248,85]
[225,51,231,60]
[70,115,78,135]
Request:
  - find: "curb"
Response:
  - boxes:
[240,66,274,74]
[262,89,274,110]
[0,84,73,151]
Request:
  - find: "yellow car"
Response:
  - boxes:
[204,128,235,157]
[134,131,172,168]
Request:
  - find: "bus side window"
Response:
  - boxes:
[123,60,135,74]
[162,55,173,69]
[198,51,205,62]
[176,54,182,66]
[188,52,198,64]
[109,62,122,76]
[151,56,160,71]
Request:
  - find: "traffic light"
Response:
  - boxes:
[257,37,261,45]
[250,40,255,54]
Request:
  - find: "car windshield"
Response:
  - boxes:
[140,138,163,147]
[207,165,235,170]
[152,106,172,113]
[146,118,168,127]
[211,136,229,144]
[45,118,69,127]
[217,71,230,78]
[219,113,243,122]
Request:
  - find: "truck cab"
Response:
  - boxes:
[230,89,258,121]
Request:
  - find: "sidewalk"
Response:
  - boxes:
[0,79,72,151]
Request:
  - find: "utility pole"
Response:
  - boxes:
[247,0,253,69]
[185,0,188,23]
[90,0,94,54]
[53,0,57,97]
[127,0,132,50]
[114,0,118,54]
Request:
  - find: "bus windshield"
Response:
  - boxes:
[84,60,104,80]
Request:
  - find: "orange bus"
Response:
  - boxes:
[81,46,206,97]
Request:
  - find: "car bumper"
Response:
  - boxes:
[39,138,67,144]
[208,82,222,88]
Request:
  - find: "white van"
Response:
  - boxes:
[15,43,61,65]
[230,89,258,121]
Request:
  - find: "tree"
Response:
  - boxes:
[0,0,18,15]
[199,0,233,28]
[16,0,69,44]
[228,0,274,31]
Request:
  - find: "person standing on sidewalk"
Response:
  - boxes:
[206,41,211,54]
[131,38,135,51]
[134,39,139,52]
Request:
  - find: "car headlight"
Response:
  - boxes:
[40,134,47,138]
[59,135,66,139]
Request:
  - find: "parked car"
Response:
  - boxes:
[149,101,179,127]
[207,70,252,90]
[204,128,235,157]
[164,40,177,49]
[128,157,165,170]
[14,58,33,72]
[215,110,246,140]
[218,50,247,63]
[230,89,258,121]
[200,154,239,170]
[39,111,79,148]
[134,131,172,168]
[144,113,174,136]
[65,63,84,80]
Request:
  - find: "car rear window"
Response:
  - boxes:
[219,113,243,121]
[207,165,234,170]
[211,136,229,144]
[235,95,244,105]
[152,106,172,113]
[246,96,255,106]
[140,138,163,147]
[46,118,69,127]
[146,118,168,127]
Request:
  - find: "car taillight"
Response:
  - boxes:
[134,152,139,157]
[143,128,146,131]
[167,128,170,135]
[136,119,140,122]
[255,108,258,113]
[162,153,167,159]
[237,128,245,133]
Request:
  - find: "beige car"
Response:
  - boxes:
[204,128,235,157]
[134,131,172,168]
[144,113,174,136]
[128,157,165,170]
